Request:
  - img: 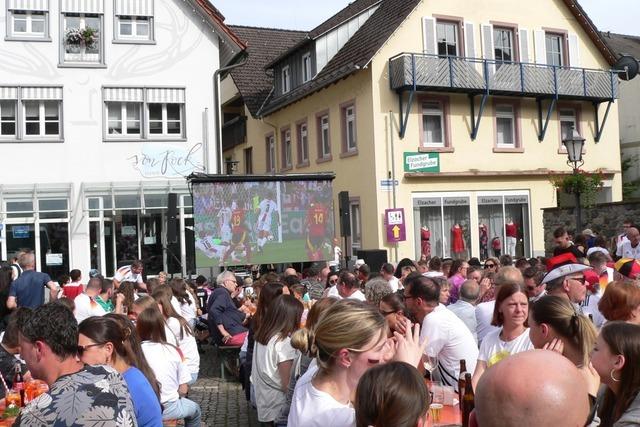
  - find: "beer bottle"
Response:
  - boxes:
[12,362,24,406]
[462,373,475,427]
[458,359,467,408]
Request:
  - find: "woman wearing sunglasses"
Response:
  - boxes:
[78,315,162,427]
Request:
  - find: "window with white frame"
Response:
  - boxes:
[106,102,142,137]
[494,28,514,68]
[545,33,564,67]
[302,53,312,83]
[24,100,60,138]
[298,122,309,164]
[343,105,356,152]
[281,66,291,94]
[559,108,577,141]
[436,21,459,57]
[103,87,185,140]
[266,135,275,172]
[422,101,445,147]
[62,13,102,64]
[8,10,47,39]
[0,101,17,138]
[117,16,151,40]
[319,114,330,158]
[282,128,292,168]
[496,104,516,147]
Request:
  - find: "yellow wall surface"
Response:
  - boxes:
[368,0,621,259]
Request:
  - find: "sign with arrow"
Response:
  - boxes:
[385,208,406,243]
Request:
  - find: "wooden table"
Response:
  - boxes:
[430,403,462,426]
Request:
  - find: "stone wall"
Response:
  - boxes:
[542,201,640,255]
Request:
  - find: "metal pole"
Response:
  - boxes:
[574,168,582,231]
[389,111,398,264]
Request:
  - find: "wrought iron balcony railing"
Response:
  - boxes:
[389,53,618,100]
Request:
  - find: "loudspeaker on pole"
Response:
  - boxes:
[338,191,351,237]
[167,193,178,244]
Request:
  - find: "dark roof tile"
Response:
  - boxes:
[601,32,640,60]
[228,25,307,117]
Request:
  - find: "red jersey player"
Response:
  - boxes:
[306,201,329,261]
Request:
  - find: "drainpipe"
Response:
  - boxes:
[212,53,248,174]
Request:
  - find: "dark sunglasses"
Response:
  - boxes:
[484,263,496,268]
[77,343,103,356]
[329,279,339,284]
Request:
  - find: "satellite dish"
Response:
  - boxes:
[614,55,639,81]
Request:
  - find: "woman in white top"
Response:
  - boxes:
[251,294,303,423]
[288,299,425,427]
[152,289,200,385]
[170,278,198,329]
[472,281,533,388]
[136,305,201,427]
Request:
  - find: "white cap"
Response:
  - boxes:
[541,264,592,284]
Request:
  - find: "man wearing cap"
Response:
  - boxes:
[542,254,591,307]
[615,227,640,260]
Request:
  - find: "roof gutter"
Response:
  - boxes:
[212,51,248,174]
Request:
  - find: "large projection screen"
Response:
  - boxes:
[189,173,336,267]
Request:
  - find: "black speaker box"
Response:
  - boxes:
[338,191,351,237]
[167,193,178,244]
[356,249,388,273]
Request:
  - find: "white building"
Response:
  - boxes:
[0,0,244,280]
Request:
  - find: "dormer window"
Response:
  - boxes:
[282,66,291,94]
[302,53,312,83]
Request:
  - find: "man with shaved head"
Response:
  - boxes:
[475,350,590,427]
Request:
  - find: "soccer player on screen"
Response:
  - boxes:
[217,202,232,243]
[255,191,280,253]
[305,197,330,261]
[223,201,251,264]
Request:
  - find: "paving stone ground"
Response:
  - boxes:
[189,344,261,427]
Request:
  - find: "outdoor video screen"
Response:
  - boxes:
[191,175,335,267]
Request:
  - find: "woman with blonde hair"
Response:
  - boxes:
[528,295,599,396]
[287,299,425,426]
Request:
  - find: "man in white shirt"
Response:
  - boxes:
[616,227,640,259]
[523,267,546,303]
[336,270,366,301]
[447,280,479,342]
[403,273,478,391]
[476,267,524,344]
[380,263,400,292]
[423,256,444,278]
[255,194,280,252]
[74,277,124,323]
[112,260,146,291]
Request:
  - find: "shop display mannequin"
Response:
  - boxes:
[420,226,431,259]
[491,236,502,257]
[451,224,465,256]
[505,220,517,256]
[479,224,488,259]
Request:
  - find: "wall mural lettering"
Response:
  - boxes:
[128,142,204,178]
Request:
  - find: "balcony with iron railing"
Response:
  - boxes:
[222,115,247,152]
[388,53,620,141]
[389,53,618,100]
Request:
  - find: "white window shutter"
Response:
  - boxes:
[464,22,476,58]
[568,33,580,67]
[481,24,494,60]
[423,17,436,55]
[519,29,530,63]
[534,30,547,65]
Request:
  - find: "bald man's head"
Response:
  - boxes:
[475,350,589,427]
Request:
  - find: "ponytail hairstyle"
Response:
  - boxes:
[80,315,161,404]
[530,295,597,367]
[169,278,192,306]
[597,321,640,427]
[291,297,339,353]
[136,305,168,343]
[355,362,429,427]
[151,288,192,340]
[307,299,386,374]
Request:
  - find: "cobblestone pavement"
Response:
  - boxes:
[189,344,261,427]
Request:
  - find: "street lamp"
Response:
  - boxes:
[562,126,586,231]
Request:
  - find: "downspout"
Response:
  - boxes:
[212,52,248,174]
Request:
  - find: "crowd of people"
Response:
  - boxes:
[0,221,638,426]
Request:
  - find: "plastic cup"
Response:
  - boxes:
[5,390,20,407]
[429,403,443,423]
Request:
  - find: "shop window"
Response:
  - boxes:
[413,196,471,259]
[477,194,530,260]
[39,199,68,219]
[6,200,34,218]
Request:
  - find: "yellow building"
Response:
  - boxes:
[221,0,621,263]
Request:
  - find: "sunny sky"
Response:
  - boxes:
[214,0,640,37]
